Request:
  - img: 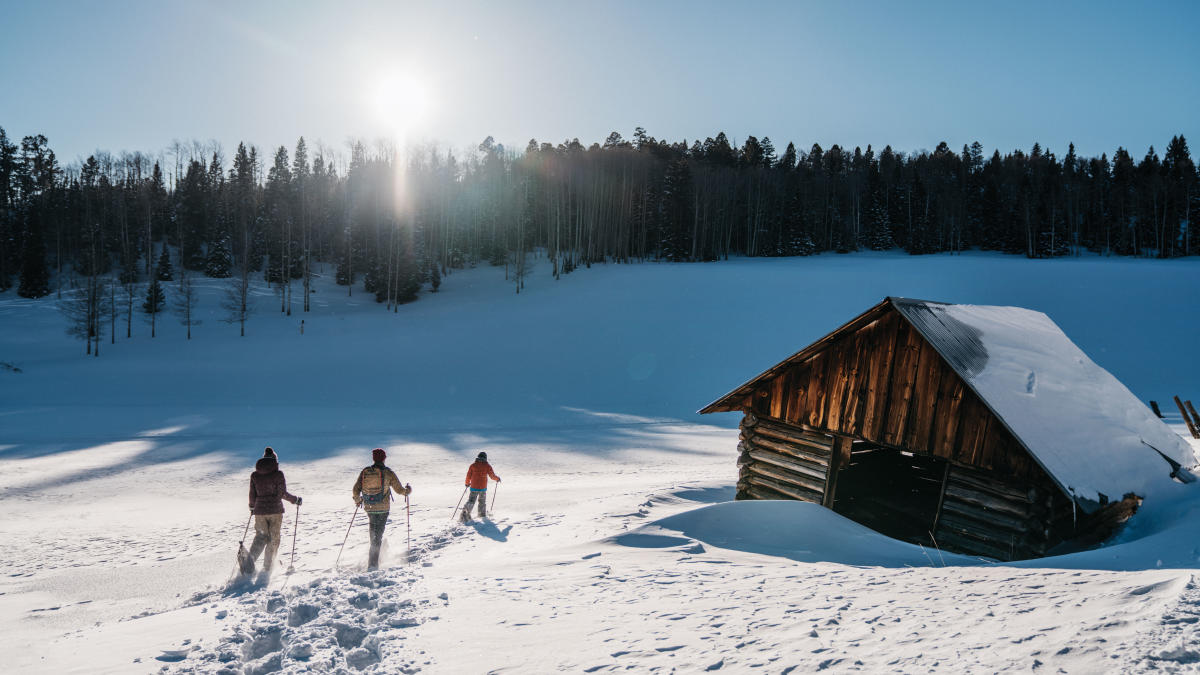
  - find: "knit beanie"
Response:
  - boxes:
[477,451,487,461]
[372,448,386,463]
[263,447,276,459]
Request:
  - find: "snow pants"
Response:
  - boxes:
[462,489,487,520]
[249,514,283,572]
[368,511,389,569]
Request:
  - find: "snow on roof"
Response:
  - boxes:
[893,298,1197,507]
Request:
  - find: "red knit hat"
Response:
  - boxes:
[372,448,386,462]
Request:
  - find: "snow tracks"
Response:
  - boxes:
[169,568,433,673]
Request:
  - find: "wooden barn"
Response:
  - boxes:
[700,297,1196,561]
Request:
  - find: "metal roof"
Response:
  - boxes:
[889,298,989,380]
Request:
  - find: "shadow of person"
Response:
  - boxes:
[470,520,513,542]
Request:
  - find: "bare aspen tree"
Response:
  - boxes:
[174,270,201,339]
[222,231,255,336]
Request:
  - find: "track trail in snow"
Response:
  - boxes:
[161,514,519,673]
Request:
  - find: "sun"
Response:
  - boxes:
[368,70,432,137]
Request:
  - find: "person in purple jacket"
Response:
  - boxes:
[246,447,301,575]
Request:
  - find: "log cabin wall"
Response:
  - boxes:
[736,414,835,504]
[747,307,1044,485]
[931,464,1057,561]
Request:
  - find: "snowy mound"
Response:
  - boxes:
[611,500,981,567]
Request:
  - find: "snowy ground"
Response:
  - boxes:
[2,251,1199,673]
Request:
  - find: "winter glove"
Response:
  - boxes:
[354,496,362,506]
[295,497,303,507]
[249,505,254,512]
[405,484,412,495]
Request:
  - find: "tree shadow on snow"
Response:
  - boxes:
[0,406,735,495]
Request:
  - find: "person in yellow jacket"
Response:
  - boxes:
[352,448,411,570]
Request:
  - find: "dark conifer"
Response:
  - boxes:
[17,222,50,298]
[156,243,173,281]
[205,234,233,278]
[143,276,165,314]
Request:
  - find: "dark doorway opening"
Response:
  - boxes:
[831,443,947,546]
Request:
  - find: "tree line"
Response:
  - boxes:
[0,125,1195,349]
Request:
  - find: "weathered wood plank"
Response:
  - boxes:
[746,435,833,467]
[751,419,835,451]
[930,375,964,458]
[747,448,829,482]
[1187,401,1200,431]
[905,340,943,451]
[745,461,828,496]
[743,473,824,504]
[744,484,798,502]
[825,335,852,432]
[823,437,854,508]
[842,329,872,437]
[882,321,922,446]
[935,516,1044,561]
[933,527,1031,561]
[947,466,1034,502]
[861,312,900,443]
[954,394,992,466]
[769,371,785,419]
[943,484,1032,519]
[805,351,827,428]
[940,499,1033,534]
[1176,396,1200,439]
[780,369,795,421]
[788,367,809,425]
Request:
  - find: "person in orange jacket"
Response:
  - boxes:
[460,451,500,523]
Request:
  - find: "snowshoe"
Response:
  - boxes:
[237,542,255,576]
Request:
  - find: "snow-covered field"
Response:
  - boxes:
[2,251,1199,673]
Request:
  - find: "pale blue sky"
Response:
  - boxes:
[2,0,1197,165]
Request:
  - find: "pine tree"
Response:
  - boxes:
[395,249,421,304]
[143,276,165,314]
[429,259,441,292]
[177,160,208,271]
[867,197,894,250]
[205,234,233,278]
[156,243,173,281]
[17,222,50,298]
[0,127,17,292]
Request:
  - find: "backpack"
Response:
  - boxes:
[360,466,391,506]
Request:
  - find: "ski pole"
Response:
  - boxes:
[231,514,254,581]
[490,481,500,514]
[335,503,360,570]
[450,486,468,523]
[286,503,300,574]
[405,491,412,558]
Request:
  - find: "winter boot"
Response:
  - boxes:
[460,508,471,524]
